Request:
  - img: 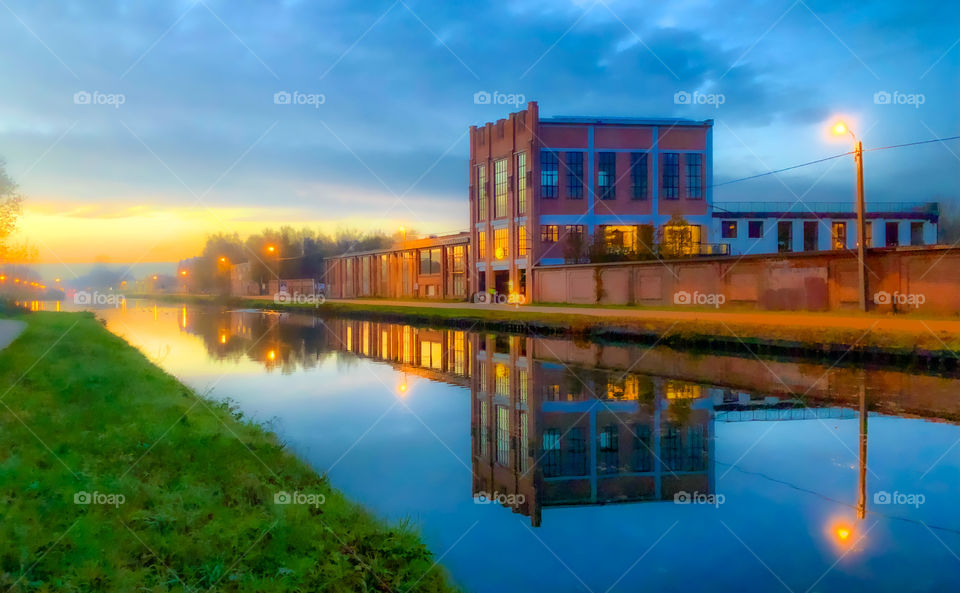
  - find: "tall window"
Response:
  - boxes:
[418,248,441,275]
[598,152,616,200]
[540,225,559,243]
[662,153,679,199]
[478,230,486,259]
[516,152,527,215]
[566,152,583,198]
[517,225,529,257]
[630,152,648,200]
[540,151,558,198]
[477,164,487,221]
[494,158,508,218]
[494,227,508,260]
[832,221,847,250]
[686,153,703,198]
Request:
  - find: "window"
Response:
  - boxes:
[685,153,703,198]
[911,222,924,246]
[516,152,527,215]
[493,228,508,260]
[631,152,648,200]
[494,158,507,218]
[540,225,559,243]
[598,152,616,200]
[779,221,794,252]
[598,425,619,474]
[832,221,847,250]
[477,164,487,221]
[885,221,900,247]
[496,406,509,466]
[478,230,486,260]
[661,224,702,256]
[566,152,584,198]
[662,153,679,199]
[418,248,441,275]
[564,225,584,240]
[748,220,763,239]
[449,245,466,296]
[803,221,818,251]
[540,151,558,198]
[517,225,529,257]
[721,220,737,239]
[603,225,638,253]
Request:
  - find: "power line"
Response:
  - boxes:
[711,134,960,189]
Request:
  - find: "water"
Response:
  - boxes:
[77,300,960,592]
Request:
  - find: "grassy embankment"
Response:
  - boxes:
[0,311,457,592]
[131,293,960,366]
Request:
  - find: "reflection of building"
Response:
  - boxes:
[470,333,714,526]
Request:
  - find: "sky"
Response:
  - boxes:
[1,0,958,270]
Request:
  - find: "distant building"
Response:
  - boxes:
[470,101,715,301]
[713,201,939,255]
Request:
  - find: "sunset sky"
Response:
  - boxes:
[2,0,957,269]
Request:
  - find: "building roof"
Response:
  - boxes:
[540,115,713,127]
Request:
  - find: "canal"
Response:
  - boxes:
[86,300,960,592]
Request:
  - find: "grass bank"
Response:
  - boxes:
[0,311,457,592]
[131,293,960,370]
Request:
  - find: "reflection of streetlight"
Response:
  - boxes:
[831,119,868,312]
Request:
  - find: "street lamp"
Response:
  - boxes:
[832,120,868,312]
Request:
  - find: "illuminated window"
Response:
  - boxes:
[450,331,466,376]
[662,153,679,199]
[477,164,487,221]
[496,406,509,465]
[540,151,558,198]
[540,225,559,243]
[516,152,527,215]
[494,228,509,260]
[518,369,528,404]
[566,152,583,198]
[517,225,529,257]
[478,230,486,260]
[721,220,737,239]
[494,158,508,218]
[603,225,638,253]
[665,381,701,399]
[661,224,702,255]
[631,152,648,200]
[495,364,509,396]
[685,153,703,198]
[598,152,616,200]
[832,221,847,250]
[420,340,442,370]
[478,361,487,393]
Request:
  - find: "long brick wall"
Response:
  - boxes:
[534,246,960,314]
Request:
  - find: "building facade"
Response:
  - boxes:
[713,201,939,255]
[323,232,470,300]
[470,101,714,301]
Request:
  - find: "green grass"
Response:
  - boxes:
[0,311,458,592]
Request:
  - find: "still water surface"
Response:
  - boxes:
[82,301,960,592]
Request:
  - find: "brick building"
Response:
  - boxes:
[470,101,714,301]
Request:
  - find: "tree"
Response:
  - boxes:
[0,159,25,263]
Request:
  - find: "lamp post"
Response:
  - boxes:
[833,122,868,312]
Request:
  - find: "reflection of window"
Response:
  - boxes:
[519,410,529,473]
[685,153,703,198]
[566,152,583,198]
[494,228,509,260]
[598,425,619,474]
[662,153,680,199]
[450,245,466,296]
[450,331,466,376]
[477,164,487,221]
[518,369,528,404]
[665,381,701,399]
[543,428,561,476]
[631,152,648,200]
[566,427,587,476]
[495,363,510,396]
[494,158,508,218]
[420,340,442,370]
[516,152,527,215]
[496,406,509,466]
[632,425,653,472]
[479,401,489,453]
[598,152,616,200]
[540,151,558,198]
